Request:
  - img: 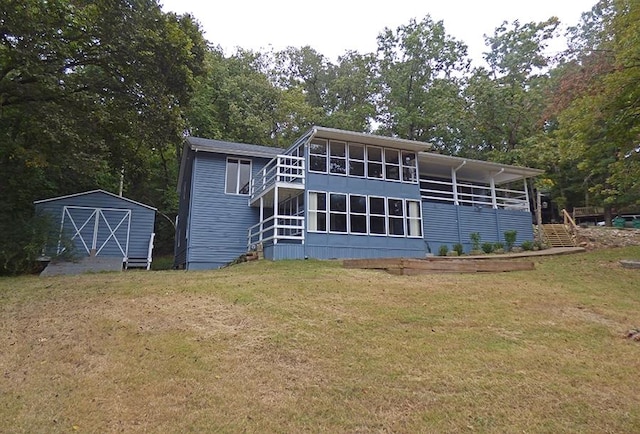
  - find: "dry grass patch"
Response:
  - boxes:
[1,248,640,432]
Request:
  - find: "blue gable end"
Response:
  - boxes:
[184,152,273,269]
[34,190,156,265]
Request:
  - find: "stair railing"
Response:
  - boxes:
[562,209,577,229]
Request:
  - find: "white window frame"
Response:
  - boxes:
[329,192,348,234]
[384,148,401,182]
[309,138,328,173]
[368,195,387,236]
[347,143,366,178]
[366,146,384,180]
[406,200,423,238]
[308,191,327,233]
[329,140,347,176]
[387,197,406,237]
[402,151,418,183]
[349,194,368,235]
[225,157,252,195]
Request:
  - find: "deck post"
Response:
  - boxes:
[490,176,498,209]
[451,167,459,205]
[273,186,279,245]
[523,178,530,212]
[259,196,264,243]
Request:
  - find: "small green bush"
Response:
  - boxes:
[481,242,494,254]
[520,240,534,251]
[453,243,464,256]
[438,244,449,256]
[493,241,504,251]
[469,232,481,251]
[504,230,517,252]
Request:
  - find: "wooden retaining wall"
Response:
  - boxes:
[343,257,535,275]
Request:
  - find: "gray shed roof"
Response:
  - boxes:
[186,136,284,158]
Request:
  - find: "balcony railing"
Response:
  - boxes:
[250,155,305,201]
[248,215,304,248]
[420,178,529,211]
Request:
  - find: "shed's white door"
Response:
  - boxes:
[59,206,131,259]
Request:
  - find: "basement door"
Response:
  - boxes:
[58,206,131,259]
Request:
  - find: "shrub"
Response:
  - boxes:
[504,230,517,252]
[469,232,481,251]
[481,242,494,254]
[438,244,449,256]
[493,241,504,251]
[453,243,464,256]
[521,240,534,251]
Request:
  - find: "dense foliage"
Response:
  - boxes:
[1,0,637,274]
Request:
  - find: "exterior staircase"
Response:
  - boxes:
[541,224,576,247]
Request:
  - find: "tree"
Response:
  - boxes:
[375,16,470,150]
[0,0,207,273]
[463,18,559,162]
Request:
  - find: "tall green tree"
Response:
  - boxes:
[374,16,469,150]
[0,0,206,273]
[464,18,559,161]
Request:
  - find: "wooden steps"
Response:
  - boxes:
[541,224,575,248]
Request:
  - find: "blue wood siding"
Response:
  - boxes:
[307,173,421,199]
[34,191,155,260]
[185,152,271,269]
[423,202,534,253]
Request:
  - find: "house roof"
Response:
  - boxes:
[419,153,544,184]
[187,136,284,158]
[306,126,433,153]
[33,189,157,211]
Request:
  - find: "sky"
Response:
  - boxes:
[159,0,597,65]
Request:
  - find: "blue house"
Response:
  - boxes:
[175,127,542,270]
[35,190,156,269]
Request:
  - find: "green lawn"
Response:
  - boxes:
[2,247,640,433]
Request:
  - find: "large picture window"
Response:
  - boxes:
[308,192,327,232]
[225,158,252,195]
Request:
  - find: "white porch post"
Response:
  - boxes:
[451,161,465,206]
[451,167,459,206]
[490,176,498,209]
[273,186,279,245]
[259,196,264,243]
[523,178,531,212]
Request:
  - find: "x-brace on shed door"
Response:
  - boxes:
[58,206,131,259]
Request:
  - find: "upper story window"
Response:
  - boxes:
[329,141,347,175]
[225,158,252,195]
[402,151,417,182]
[385,149,401,181]
[348,143,365,177]
[308,138,419,184]
[309,139,328,172]
[367,146,384,179]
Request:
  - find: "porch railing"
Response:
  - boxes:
[250,155,305,201]
[420,178,529,211]
[248,215,304,248]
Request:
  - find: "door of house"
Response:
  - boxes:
[59,206,131,259]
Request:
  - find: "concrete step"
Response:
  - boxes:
[40,256,123,276]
